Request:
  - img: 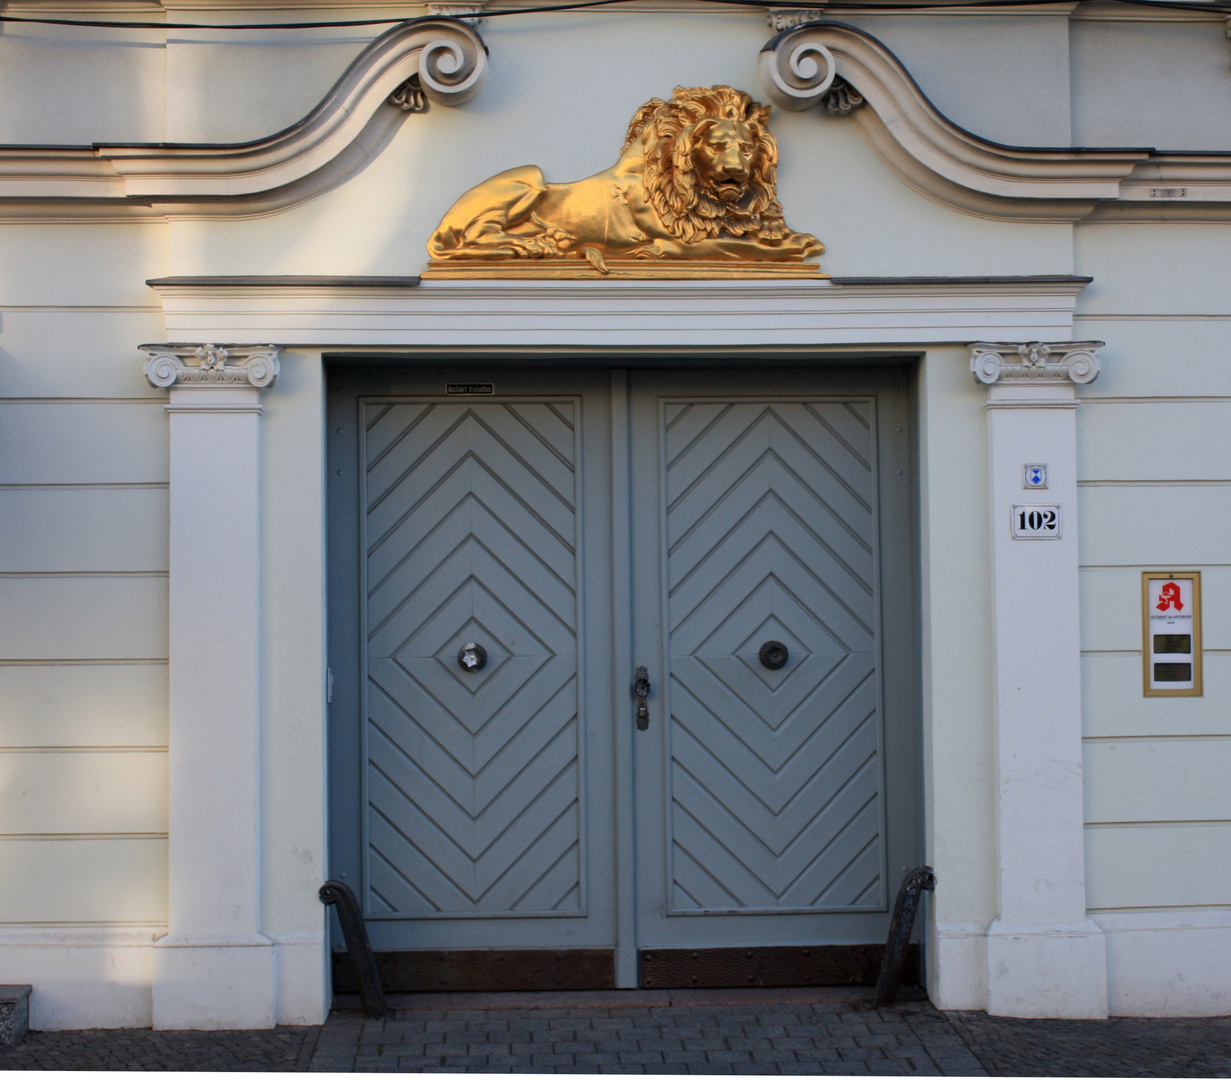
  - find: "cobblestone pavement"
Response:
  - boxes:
[3,988,1231,1074]
[0,1024,319,1071]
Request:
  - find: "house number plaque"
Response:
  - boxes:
[1011,504,1061,539]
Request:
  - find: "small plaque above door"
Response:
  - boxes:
[446,383,494,395]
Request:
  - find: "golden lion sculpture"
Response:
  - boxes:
[424,85,823,278]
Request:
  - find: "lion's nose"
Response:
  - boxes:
[718,153,748,180]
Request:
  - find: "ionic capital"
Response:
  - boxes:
[142,344,281,390]
[969,341,1103,387]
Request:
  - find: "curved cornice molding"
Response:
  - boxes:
[0,17,487,214]
[759,21,1231,221]
[2,17,1229,222]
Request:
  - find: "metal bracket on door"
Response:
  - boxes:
[633,666,651,730]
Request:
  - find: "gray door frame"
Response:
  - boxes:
[325,355,923,991]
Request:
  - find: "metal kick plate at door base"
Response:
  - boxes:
[634,666,650,730]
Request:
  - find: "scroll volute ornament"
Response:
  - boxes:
[424,85,823,278]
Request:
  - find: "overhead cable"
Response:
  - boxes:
[0,0,1226,30]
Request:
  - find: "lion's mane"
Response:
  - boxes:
[623,85,785,245]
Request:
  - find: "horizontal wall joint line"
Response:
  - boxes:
[0,658,168,666]
[1079,397,1231,405]
[0,746,168,754]
[0,571,168,579]
[1085,820,1231,829]
[1072,314,1231,321]
[0,398,165,405]
[0,307,162,313]
[1079,564,1231,570]
[1083,734,1231,743]
[1078,479,1231,487]
[0,833,168,841]
[0,483,169,491]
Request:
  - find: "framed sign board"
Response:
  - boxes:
[1142,572,1202,697]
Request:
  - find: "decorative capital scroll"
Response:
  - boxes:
[759,25,865,116]
[766,7,825,31]
[969,341,1103,386]
[142,344,281,389]
[427,1,487,25]
[759,29,837,112]
[822,76,863,116]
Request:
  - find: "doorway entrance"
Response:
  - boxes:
[327,363,919,991]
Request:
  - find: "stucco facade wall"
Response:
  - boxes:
[1073,221,1231,1015]
[1,0,1230,1027]
[0,220,170,1027]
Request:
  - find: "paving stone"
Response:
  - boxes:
[527,1051,577,1065]
[705,1049,753,1063]
[635,1037,685,1051]
[440,1053,491,1066]
[793,1045,843,1062]
[594,1039,646,1054]
[423,1019,468,1032]
[661,1049,708,1064]
[768,1036,815,1050]
[837,1044,888,1060]
[576,1051,622,1065]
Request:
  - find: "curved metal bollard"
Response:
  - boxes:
[873,866,936,1007]
[320,879,388,1019]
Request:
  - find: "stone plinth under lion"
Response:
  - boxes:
[424,85,824,279]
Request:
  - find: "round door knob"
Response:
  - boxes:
[759,640,788,670]
[458,642,487,672]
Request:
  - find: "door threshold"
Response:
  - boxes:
[331,984,927,1014]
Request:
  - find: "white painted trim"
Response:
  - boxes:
[0,936,158,1029]
[147,278,1087,347]
[0,926,164,946]
[929,920,990,1011]
[144,348,284,1030]
[976,343,1108,1019]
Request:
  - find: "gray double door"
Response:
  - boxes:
[328,365,917,987]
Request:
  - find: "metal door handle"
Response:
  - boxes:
[759,640,788,670]
[633,666,650,730]
[458,642,487,672]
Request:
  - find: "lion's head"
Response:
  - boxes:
[623,85,785,245]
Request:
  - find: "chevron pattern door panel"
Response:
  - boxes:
[362,400,583,918]
[663,400,885,915]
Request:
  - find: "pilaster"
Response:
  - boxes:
[142,344,281,1030]
[971,341,1109,1019]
